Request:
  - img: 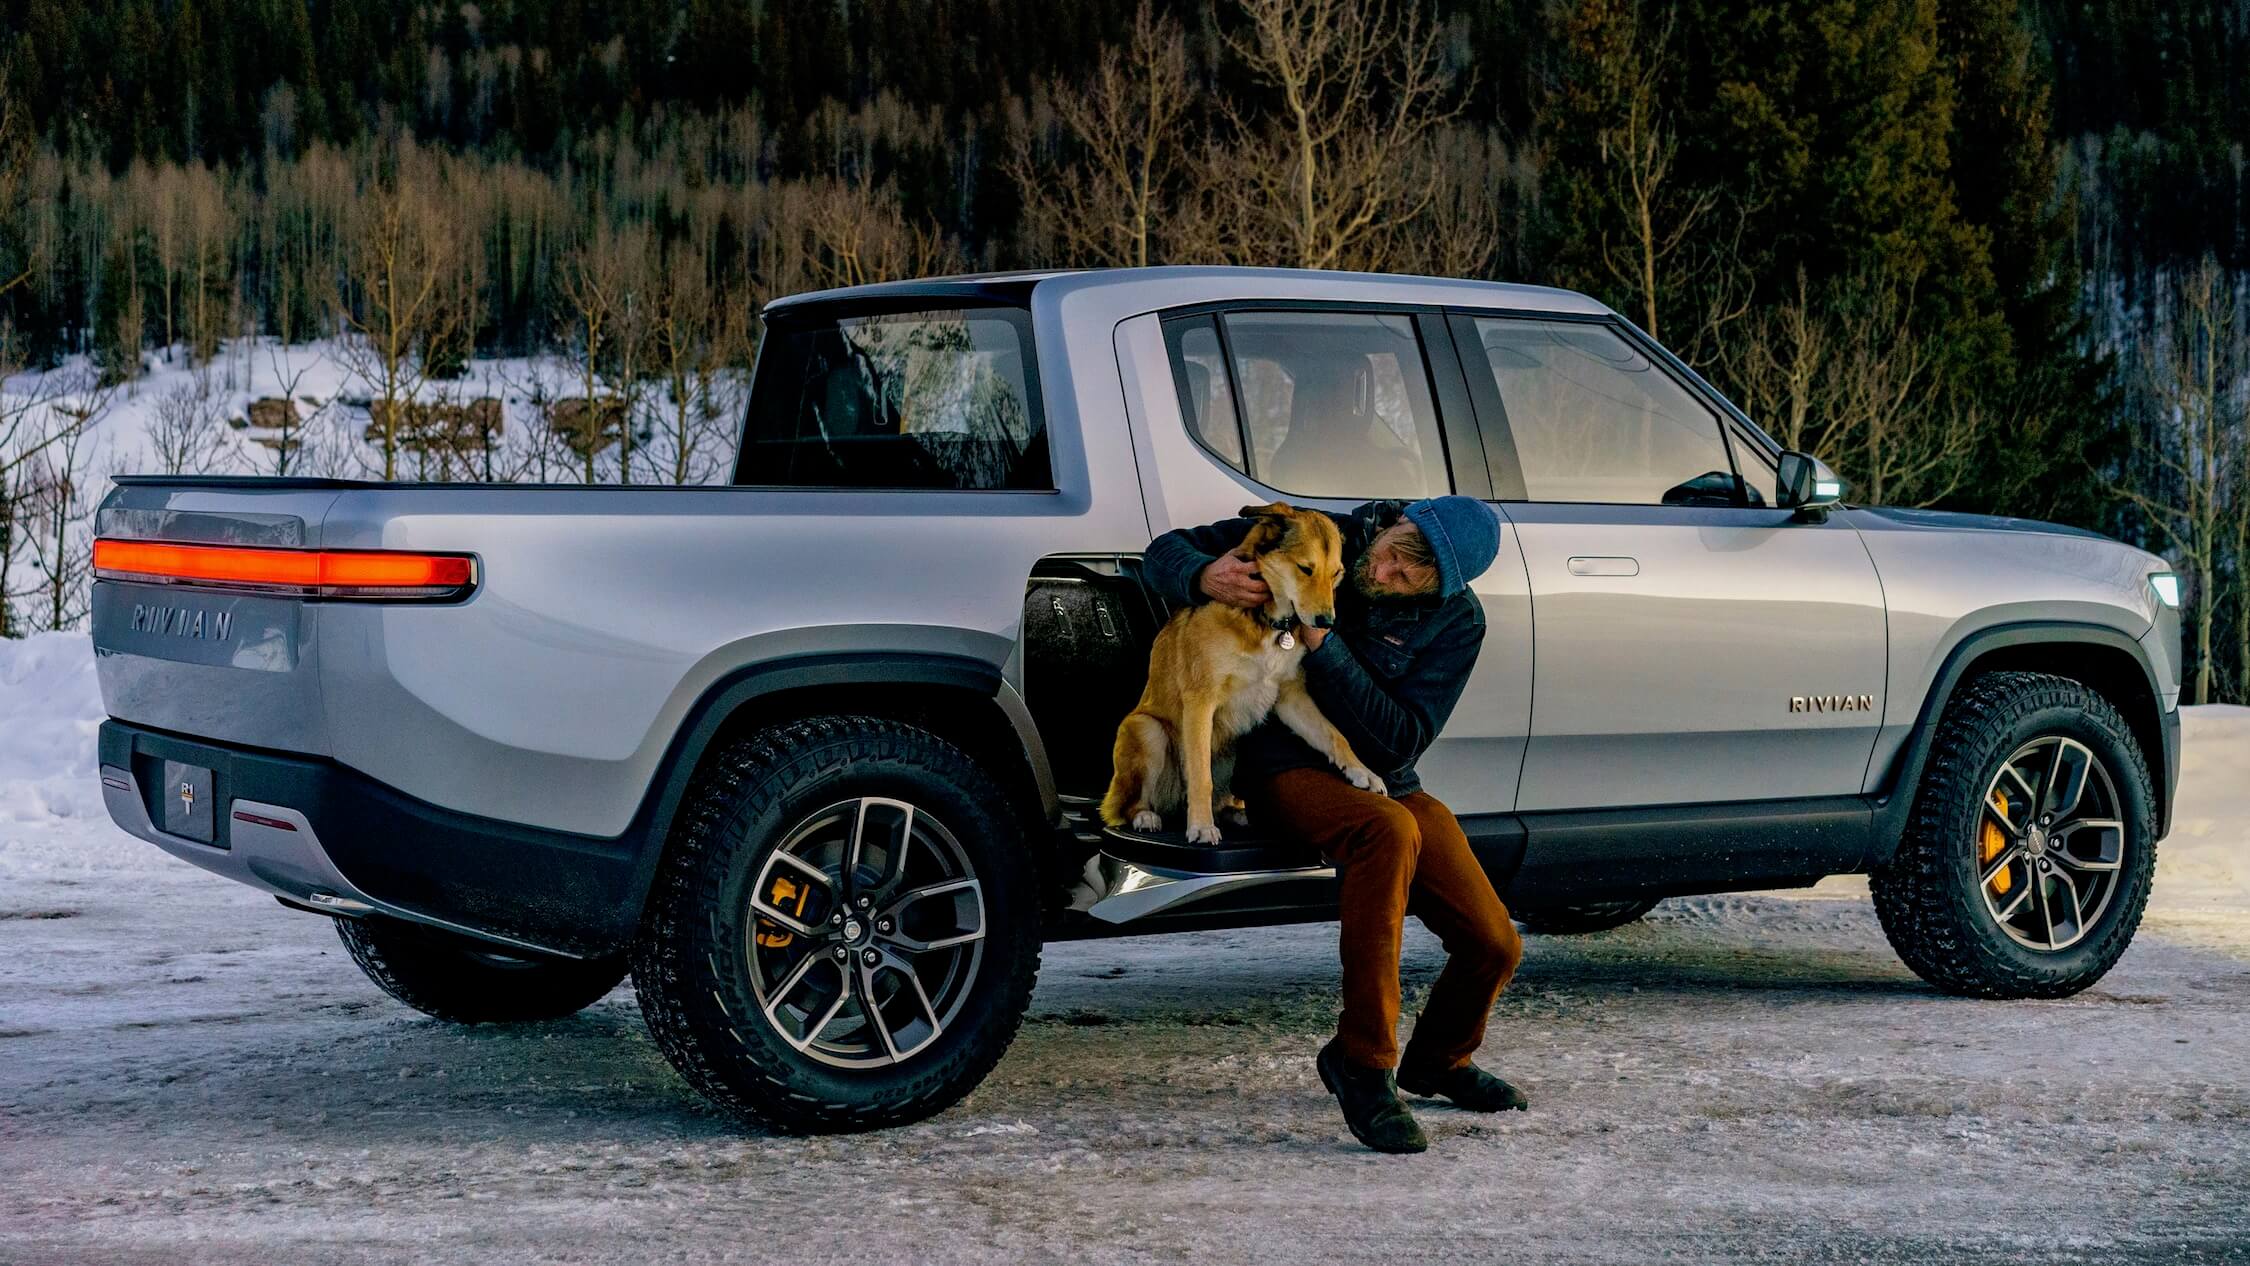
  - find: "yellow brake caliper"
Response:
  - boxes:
[755,874,813,949]
[1982,789,2013,895]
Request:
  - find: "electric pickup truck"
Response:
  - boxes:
[89,266,2182,1133]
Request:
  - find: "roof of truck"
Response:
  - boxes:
[761,266,1605,319]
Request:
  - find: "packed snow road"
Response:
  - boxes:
[3,636,2248,1263]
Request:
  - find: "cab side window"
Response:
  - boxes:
[1162,310,1451,500]
[1468,318,1742,506]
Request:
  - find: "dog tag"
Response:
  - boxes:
[1276,630,1296,650]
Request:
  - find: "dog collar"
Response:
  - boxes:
[1269,614,1300,650]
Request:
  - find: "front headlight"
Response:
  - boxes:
[2150,572,2182,609]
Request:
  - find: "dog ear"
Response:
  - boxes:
[1236,502,1290,555]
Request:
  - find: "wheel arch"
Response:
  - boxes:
[615,653,1056,931]
[1868,622,2174,864]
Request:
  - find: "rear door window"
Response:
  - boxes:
[1161,310,1451,500]
[737,306,1049,489]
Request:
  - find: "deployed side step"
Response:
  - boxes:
[1058,796,1335,926]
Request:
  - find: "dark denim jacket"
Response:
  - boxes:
[1138,500,1487,799]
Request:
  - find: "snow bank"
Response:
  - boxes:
[2165,703,2250,912]
[0,631,103,824]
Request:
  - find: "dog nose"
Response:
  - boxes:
[1311,614,1334,628]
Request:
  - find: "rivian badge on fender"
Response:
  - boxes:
[1789,694,1876,713]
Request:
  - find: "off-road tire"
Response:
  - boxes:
[1510,897,1661,935]
[1870,671,2157,999]
[335,915,629,1023]
[631,715,1041,1134]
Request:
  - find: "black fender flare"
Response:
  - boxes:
[1866,621,2176,865]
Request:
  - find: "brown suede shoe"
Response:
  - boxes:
[1397,1059,1529,1112]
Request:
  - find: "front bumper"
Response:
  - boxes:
[98,721,640,957]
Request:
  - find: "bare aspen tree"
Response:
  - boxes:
[553,222,656,483]
[148,382,237,476]
[2111,258,2248,705]
[1189,0,1462,272]
[336,146,468,480]
[23,416,106,631]
[0,69,30,301]
[1010,3,1192,268]
[180,165,235,366]
[796,179,959,290]
[650,254,742,485]
[1589,8,1711,343]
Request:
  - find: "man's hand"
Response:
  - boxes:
[1196,550,1271,609]
[1299,625,1331,651]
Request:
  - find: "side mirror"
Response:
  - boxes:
[1776,451,1848,520]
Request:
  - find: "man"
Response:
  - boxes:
[1142,495,1525,1155]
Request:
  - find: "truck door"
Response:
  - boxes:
[1452,314,1888,819]
[1111,308,1534,817]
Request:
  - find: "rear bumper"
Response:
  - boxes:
[98,721,642,957]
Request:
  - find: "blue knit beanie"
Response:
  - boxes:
[1401,496,1502,598]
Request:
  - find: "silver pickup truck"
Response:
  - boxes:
[89,266,2182,1133]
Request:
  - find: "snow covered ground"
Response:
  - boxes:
[3,634,2247,1264]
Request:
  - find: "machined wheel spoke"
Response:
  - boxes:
[1992,876,2035,923]
[751,849,837,936]
[2040,740,2094,823]
[845,797,918,900]
[2053,818,2124,871]
[860,949,943,1063]
[1979,846,2024,890]
[767,955,852,1055]
[2033,867,2059,946]
[2046,867,2085,942]
[1999,764,2041,820]
[880,878,986,953]
[1981,793,2019,838]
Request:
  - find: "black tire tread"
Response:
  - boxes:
[335,916,628,1024]
[630,714,1041,1134]
[1870,671,2156,999]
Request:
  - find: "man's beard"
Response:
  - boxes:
[1351,550,1432,600]
[1350,552,1392,599]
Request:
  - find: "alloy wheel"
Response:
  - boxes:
[745,797,987,1068]
[1975,736,2125,952]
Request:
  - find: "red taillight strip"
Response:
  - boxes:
[93,539,475,598]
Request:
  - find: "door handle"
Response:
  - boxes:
[1567,556,1640,577]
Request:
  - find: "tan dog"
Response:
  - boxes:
[1101,502,1387,843]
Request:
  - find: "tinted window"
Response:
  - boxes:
[737,307,1048,489]
[1471,318,1738,505]
[1162,310,1449,499]
[1163,316,1246,471]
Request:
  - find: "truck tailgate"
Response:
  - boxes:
[90,481,344,755]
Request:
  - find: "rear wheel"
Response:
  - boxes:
[335,915,628,1023]
[632,716,1040,1133]
[1510,898,1661,935]
[1871,671,2156,998]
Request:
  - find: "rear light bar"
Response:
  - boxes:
[93,539,477,600]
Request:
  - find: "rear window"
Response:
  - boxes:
[736,306,1049,490]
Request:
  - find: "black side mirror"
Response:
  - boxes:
[1776,451,1848,520]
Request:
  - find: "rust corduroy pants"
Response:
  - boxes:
[1242,767,1523,1070]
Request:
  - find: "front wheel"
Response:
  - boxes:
[632,715,1041,1133]
[1871,671,2157,999]
[335,915,629,1023]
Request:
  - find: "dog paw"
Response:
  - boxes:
[1130,810,1164,832]
[1344,766,1386,795]
[1220,804,1251,827]
[1185,822,1224,845]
